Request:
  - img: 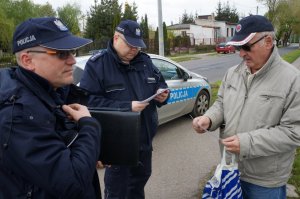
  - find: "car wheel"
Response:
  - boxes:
[191,90,210,117]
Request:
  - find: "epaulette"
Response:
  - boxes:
[139,51,150,58]
[90,49,107,62]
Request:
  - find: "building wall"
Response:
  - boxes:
[195,18,237,43]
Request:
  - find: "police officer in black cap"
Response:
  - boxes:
[0,17,102,198]
[80,20,170,199]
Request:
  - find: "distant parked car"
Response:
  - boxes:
[73,53,211,125]
[215,43,235,54]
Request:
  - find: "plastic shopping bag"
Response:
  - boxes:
[202,149,243,199]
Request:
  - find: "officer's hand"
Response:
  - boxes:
[96,161,104,169]
[192,116,211,134]
[132,101,149,112]
[62,104,91,122]
[154,89,169,103]
[221,135,240,154]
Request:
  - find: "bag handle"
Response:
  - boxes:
[221,147,236,166]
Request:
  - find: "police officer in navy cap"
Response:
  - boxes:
[0,17,102,198]
[80,20,170,199]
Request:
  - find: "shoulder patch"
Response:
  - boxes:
[90,49,107,62]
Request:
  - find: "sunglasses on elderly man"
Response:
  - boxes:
[234,35,267,52]
[26,49,76,60]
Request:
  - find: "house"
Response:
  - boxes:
[167,14,237,46]
[195,14,237,43]
[167,23,217,45]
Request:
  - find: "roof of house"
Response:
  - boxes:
[167,24,192,30]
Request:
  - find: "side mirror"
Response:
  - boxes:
[183,72,190,81]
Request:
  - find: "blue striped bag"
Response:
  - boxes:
[202,149,243,199]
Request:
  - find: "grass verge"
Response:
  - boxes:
[282,49,300,198]
[282,49,300,63]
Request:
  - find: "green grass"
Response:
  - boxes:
[282,49,300,197]
[210,80,222,104]
[282,49,300,63]
[169,56,201,62]
[288,148,300,197]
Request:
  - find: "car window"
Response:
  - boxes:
[151,58,181,80]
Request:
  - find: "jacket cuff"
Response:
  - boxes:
[78,117,100,130]
[237,133,251,161]
[204,112,218,130]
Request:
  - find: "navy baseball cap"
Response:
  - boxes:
[13,17,92,53]
[115,20,146,48]
[227,15,274,46]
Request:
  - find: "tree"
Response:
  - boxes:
[163,22,170,55]
[0,8,14,51]
[140,14,149,47]
[35,2,56,17]
[84,0,122,47]
[289,0,300,35]
[258,0,300,45]
[7,0,37,25]
[57,3,81,35]
[154,27,159,54]
[122,1,138,21]
[0,0,56,52]
[257,0,279,24]
[274,0,300,46]
[215,1,239,23]
[180,10,195,24]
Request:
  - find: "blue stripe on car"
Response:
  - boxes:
[167,85,208,104]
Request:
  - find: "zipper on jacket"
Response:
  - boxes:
[26,190,32,199]
[3,95,19,149]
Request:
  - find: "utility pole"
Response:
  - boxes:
[157,0,164,56]
[256,6,258,15]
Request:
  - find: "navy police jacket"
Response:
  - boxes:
[80,40,168,151]
[0,67,101,199]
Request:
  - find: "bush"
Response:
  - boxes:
[194,45,215,53]
[0,54,16,68]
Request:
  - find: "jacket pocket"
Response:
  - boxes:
[255,91,285,126]
[105,83,125,93]
[242,155,277,178]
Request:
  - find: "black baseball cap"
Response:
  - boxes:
[13,17,92,53]
[115,20,146,48]
[227,15,274,46]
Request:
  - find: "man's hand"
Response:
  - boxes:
[221,135,240,154]
[132,101,149,112]
[192,116,211,134]
[154,89,169,103]
[62,103,91,122]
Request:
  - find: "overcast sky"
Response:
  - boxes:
[32,0,268,27]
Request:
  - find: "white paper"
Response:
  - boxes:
[139,88,169,103]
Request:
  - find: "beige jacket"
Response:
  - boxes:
[205,47,300,187]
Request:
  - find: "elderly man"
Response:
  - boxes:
[193,15,300,199]
[0,17,102,199]
[80,20,169,199]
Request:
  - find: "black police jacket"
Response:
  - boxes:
[80,40,168,151]
[0,67,101,199]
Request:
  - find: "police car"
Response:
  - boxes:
[73,53,211,125]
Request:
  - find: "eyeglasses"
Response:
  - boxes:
[234,35,267,52]
[26,49,76,59]
[118,35,141,50]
